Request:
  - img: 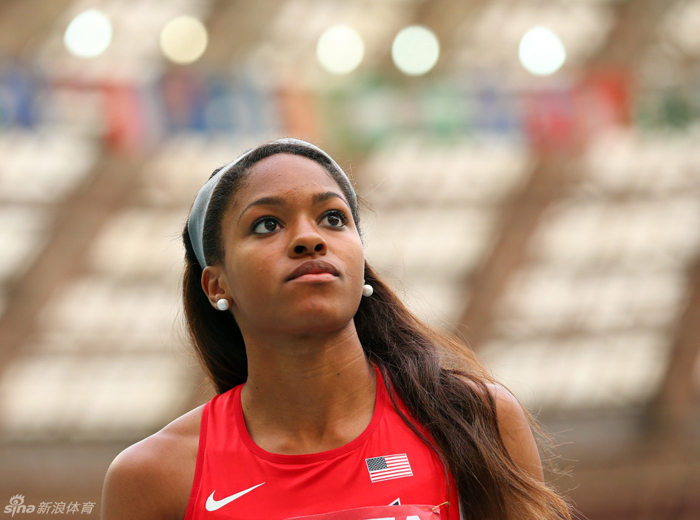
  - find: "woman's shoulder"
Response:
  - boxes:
[101,405,205,520]
[481,382,544,481]
[461,379,528,422]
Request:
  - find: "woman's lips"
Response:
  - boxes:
[286,259,340,281]
[291,272,338,282]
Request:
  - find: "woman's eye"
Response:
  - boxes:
[252,218,281,234]
[321,211,347,228]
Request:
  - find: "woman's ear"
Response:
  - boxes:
[201,266,230,307]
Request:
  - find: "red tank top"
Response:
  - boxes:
[184,366,461,520]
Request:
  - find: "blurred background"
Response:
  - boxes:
[0,0,699,518]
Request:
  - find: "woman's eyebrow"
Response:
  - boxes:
[238,195,284,223]
[312,191,347,207]
[238,191,348,223]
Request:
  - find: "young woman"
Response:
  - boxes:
[102,139,572,520]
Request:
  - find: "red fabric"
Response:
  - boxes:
[286,504,442,519]
[184,366,459,520]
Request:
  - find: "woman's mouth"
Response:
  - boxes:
[286,260,340,281]
[291,272,338,282]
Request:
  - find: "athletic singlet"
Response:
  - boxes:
[184,365,461,520]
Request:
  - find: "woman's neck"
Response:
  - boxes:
[239,324,376,455]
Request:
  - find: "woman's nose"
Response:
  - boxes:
[288,226,327,256]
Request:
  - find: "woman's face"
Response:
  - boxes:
[210,153,365,337]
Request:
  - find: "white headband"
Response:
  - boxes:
[187,138,355,270]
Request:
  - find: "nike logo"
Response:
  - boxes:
[205,482,265,511]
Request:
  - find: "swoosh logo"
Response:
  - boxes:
[205,482,265,511]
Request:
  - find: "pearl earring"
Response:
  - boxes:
[216,298,230,311]
[362,284,373,297]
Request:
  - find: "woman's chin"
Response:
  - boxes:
[277,308,355,336]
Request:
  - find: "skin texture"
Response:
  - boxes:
[490,384,544,482]
[101,154,543,520]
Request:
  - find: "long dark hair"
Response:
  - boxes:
[182,140,572,520]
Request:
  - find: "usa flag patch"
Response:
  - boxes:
[365,454,413,483]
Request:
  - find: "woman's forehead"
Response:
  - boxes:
[238,153,348,202]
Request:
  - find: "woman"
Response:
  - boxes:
[102,138,571,520]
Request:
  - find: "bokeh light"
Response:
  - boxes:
[391,25,440,76]
[519,26,567,76]
[63,9,113,59]
[160,16,208,65]
[316,25,365,75]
